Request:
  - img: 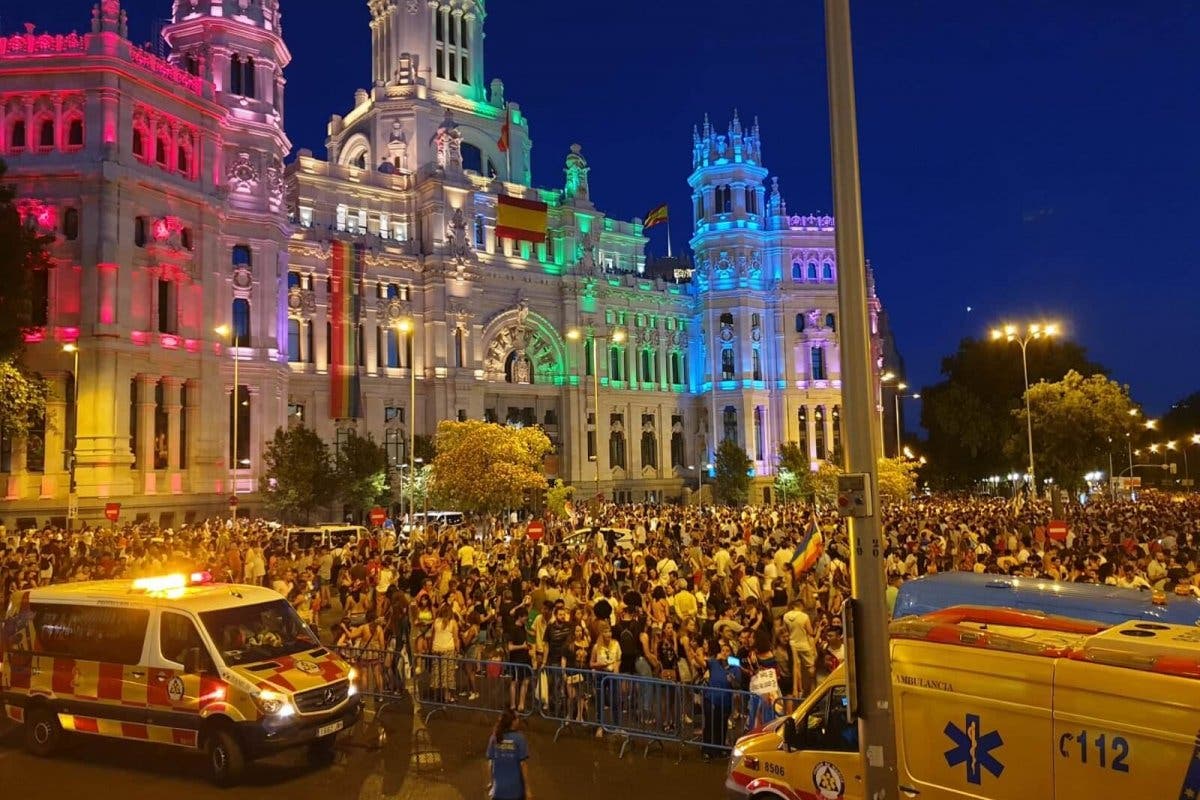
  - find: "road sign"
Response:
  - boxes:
[527,519,545,540]
[1047,519,1068,542]
[104,502,120,522]
[369,506,387,527]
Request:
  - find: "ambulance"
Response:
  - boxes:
[726,606,1200,800]
[0,572,361,785]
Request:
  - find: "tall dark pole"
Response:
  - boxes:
[824,1,898,798]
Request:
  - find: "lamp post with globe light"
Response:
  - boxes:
[214,324,239,520]
[62,343,80,526]
[566,326,624,502]
[990,322,1059,493]
[395,318,416,516]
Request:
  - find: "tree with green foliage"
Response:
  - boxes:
[429,420,552,515]
[876,457,918,504]
[1009,370,1139,493]
[713,439,752,506]
[546,479,575,518]
[0,360,48,448]
[920,336,1107,488]
[810,461,842,506]
[404,464,433,509]
[0,160,53,362]
[775,441,811,504]
[335,431,392,515]
[260,426,336,523]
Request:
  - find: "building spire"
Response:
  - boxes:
[92,0,127,36]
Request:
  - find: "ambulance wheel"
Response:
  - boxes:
[206,728,246,786]
[306,734,337,765]
[25,706,63,757]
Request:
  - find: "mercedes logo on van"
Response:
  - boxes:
[323,688,336,706]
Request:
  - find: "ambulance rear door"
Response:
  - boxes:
[892,638,1053,799]
[1053,656,1200,799]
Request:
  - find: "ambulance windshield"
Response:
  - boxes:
[199,599,319,667]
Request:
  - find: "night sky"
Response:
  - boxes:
[22,0,1200,415]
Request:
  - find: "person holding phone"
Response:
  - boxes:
[700,639,741,761]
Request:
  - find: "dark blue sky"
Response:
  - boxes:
[27,0,1200,413]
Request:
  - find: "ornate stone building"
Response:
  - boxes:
[0,0,887,526]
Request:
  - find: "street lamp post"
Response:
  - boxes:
[892,384,919,459]
[215,324,239,521]
[62,343,80,528]
[990,322,1059,494]
[567,327,624,503]
[396,319,416,517]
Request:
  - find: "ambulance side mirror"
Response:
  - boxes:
[183,646,204,675]
[781,717,803,752]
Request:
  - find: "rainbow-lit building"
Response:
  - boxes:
[0,0,885,527]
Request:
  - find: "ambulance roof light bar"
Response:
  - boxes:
[131,572,213,592]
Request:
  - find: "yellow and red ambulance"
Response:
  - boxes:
[1,572,361,784]
[726,606,1200,800]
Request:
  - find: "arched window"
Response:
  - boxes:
[287,271,302,289]
[132,128,144,158]
[814,405,827,459]
[454,327,465,368]
[825,313,836,332]
[832,405,842,457]
[38,119,54,148]
[134,216,148,248]
[67,119,83,148]
[822,263,833,281]
[719,312,734,327]
[63,208,80,241]
[797,406,809,458]
[795,313,805,333]
[461,142,483,173]
[695,194,704,222]
[232,298,251,346]
[752,348,762,381]
[232,244,252,268]
[155,134,168,166]
[10,119,25,150]
[791,262,802,281]
[177,142,190,175]
[721,347,735,380]
[719,186,732,213]
[807,263,818,281]
[504,351,533,384]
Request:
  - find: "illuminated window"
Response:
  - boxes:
[10,119,25,150]
[38,119,54,149]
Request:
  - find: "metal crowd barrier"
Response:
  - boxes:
[343,649,802,759]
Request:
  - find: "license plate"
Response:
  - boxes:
[317,720,343,738]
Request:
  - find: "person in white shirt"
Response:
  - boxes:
[713,546,732,578]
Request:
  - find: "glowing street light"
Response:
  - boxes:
[989,321,1060,491]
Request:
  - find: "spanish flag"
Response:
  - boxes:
[790,514,825,577]
[497,108,511,153]
[496,194,548,244]
[644,204,668,229]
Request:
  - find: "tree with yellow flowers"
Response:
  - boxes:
[429,420,552,515]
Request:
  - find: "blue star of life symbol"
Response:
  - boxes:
[944,713,1004,785]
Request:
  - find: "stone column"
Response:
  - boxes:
[163,376,183,471]
[184,378,200,474]
[136,374,157,476]
[42,372,69,480]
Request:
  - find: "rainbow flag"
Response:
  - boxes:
[328,240,363,419]
[790,514,825,577]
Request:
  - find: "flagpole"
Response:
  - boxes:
[504,106,513,182]
[666,216,673,259]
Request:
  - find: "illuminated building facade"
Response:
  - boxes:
[1,0,885,525]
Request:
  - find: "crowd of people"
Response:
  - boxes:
[3,491,1199,755]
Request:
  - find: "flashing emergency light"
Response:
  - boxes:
[131,572,214,592]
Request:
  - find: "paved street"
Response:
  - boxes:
[0,697,726,799]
